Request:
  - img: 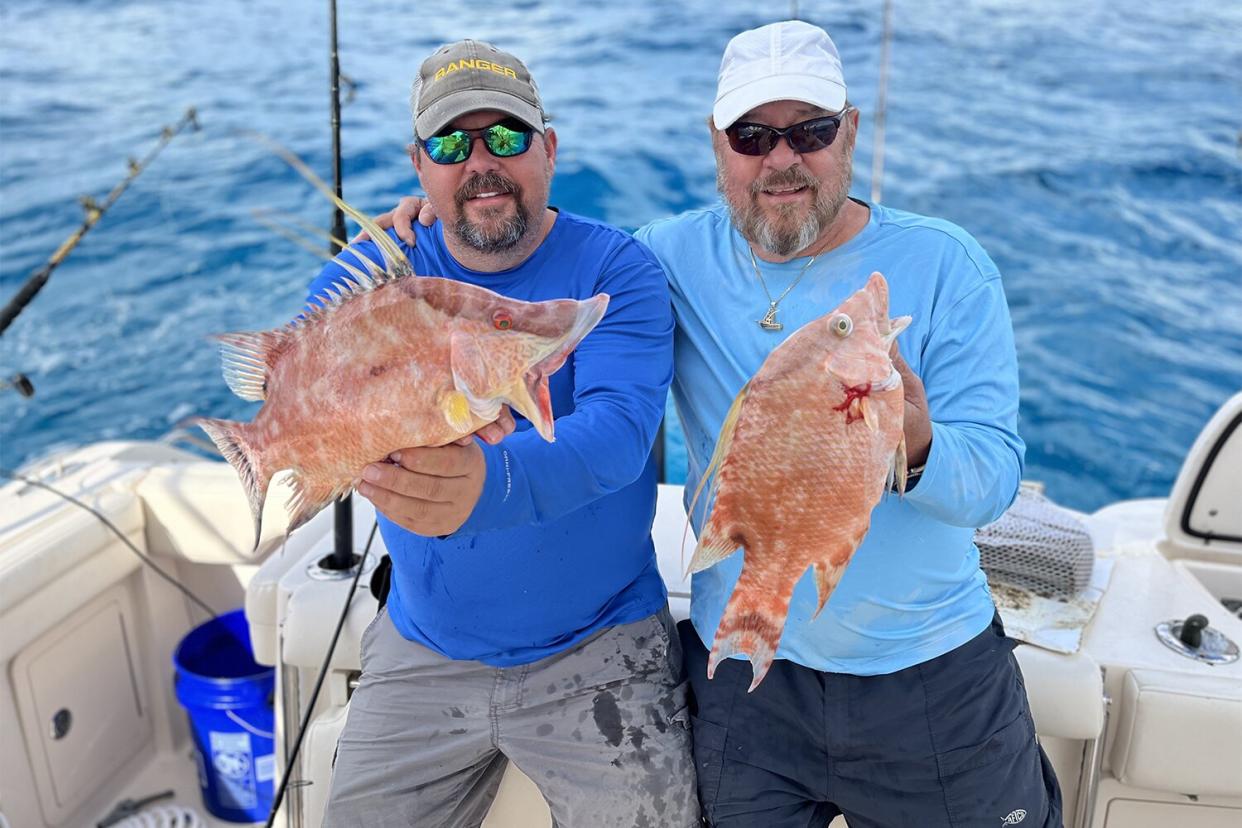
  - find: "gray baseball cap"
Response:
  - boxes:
[414,39,546,140]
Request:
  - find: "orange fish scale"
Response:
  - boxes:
[259,285,474,484]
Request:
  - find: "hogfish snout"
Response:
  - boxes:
[452,293,608,441]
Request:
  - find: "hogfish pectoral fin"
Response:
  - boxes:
[213,330,290,402]
[450,331,557,443]
[883,432,909,496]
[439,390,475,434]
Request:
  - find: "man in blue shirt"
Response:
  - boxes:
[314,40,697,828]
[381,21,1061,828]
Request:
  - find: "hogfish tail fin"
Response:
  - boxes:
[707,563,791,693]
[194,417,273,551]
[684,380,752,576]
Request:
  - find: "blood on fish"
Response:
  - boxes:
[832,382,873,424]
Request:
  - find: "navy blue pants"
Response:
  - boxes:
[681,616,1062,827]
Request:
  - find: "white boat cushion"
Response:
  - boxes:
[1013,645,1104,740]
[1111,668,1242,796]
[137,463,304,562]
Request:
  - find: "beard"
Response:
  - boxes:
[717,139,855,258]
[452,171,530,252]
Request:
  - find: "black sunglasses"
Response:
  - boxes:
[422,118,534,165]
[725,107,856,157]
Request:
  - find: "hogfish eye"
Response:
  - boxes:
[492,311,513,330]
[830,314,853,337]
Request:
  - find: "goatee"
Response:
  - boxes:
[718,145,854,258]
[453,171,529,252]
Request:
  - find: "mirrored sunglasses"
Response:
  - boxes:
[422,118,534,165]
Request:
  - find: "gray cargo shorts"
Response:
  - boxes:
[323,606,698,828]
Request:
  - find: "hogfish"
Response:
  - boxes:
[195,148,608,548]
[687,272,910,690]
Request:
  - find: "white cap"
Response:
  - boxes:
[713,21,848,129]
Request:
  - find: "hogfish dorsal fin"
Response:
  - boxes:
[255,134,414,279]
[250,208,348,260]
[213,330,290,402]
[295,249,398,330]
[328,247,398,291]
[683,380,751,575]
[249,206,395,298]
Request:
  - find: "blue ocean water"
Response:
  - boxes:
[1,0,1239,512]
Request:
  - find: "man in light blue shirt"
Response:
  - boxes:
[634,21,1062,827]
[381,21,1061,827]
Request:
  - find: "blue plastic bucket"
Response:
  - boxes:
[174,608,276,823]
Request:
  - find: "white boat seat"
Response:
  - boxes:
[1110,668,1242,797]
[1013,644,1104,740]
[136,462,257,563]
[245,534,314,666]
[245,494,378,666]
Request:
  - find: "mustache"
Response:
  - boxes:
[750,166,819,197]
[455,172,519,208]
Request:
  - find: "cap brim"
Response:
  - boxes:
[713,75,847,129]
[416,90,545,139]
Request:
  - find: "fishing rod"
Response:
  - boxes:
[871,0,894,204]
[0,108,200,341]
[266,3,366,825]
[327,0,356,575]
[265,522,377,828]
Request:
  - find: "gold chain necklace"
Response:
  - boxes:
[748,246,821,331]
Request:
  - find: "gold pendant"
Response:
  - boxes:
[758,303,782,331]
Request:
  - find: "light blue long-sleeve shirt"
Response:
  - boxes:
[636,201,1024,675]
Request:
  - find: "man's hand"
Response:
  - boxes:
[351,196,438,245]
[890,345,932,468]
[358,442,487,537]
[357,408,515,536]
[456,406,515,447]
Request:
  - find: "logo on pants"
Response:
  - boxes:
[1001,809,1027,825]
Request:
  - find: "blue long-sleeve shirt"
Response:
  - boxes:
[306,211,674,666]
[636,201,1024,675]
